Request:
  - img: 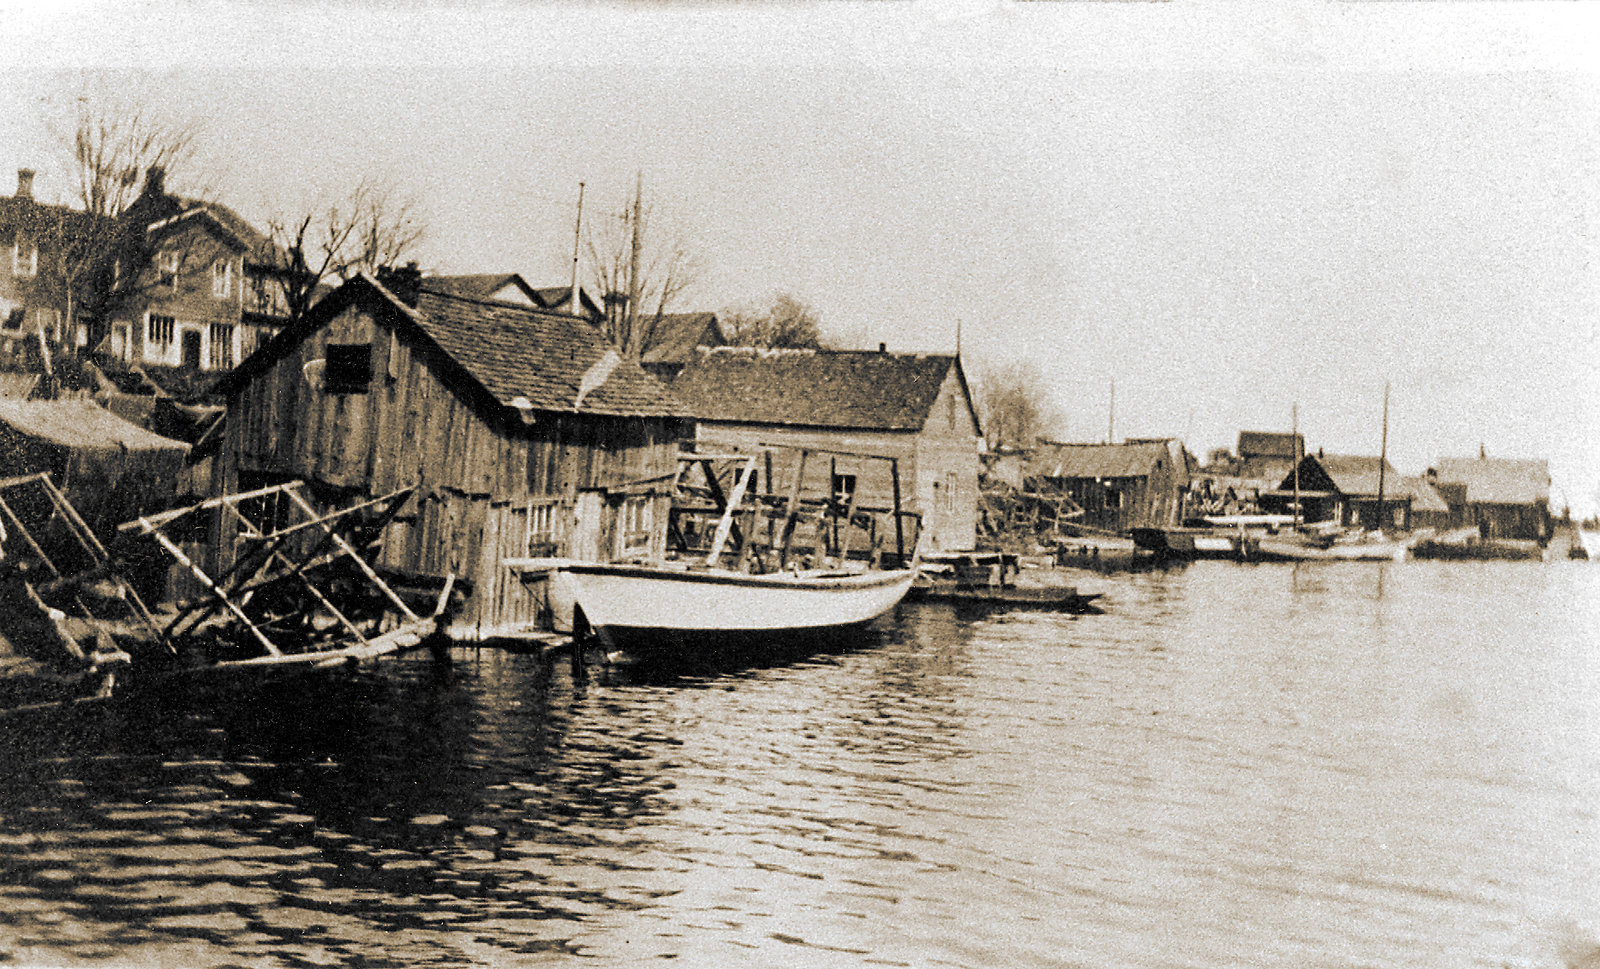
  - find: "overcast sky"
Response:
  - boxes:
[3,1,1597,513]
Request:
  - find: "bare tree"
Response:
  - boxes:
[720,292,825,349]
[586,174,702,358]
[975,358,1061,451]
[259,180,425,323]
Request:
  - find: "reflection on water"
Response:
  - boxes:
[2,562,1599,967]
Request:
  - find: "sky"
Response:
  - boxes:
[2,0,1598,514]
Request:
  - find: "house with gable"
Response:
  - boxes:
[102,166,289,374]
[212,266,694,639]
[640,312,726,381]
[670,346,982,553]
[0,169,91,362]
[1028,439,1190,533]
[1259,452,1412,530]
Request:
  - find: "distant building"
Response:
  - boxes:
[213,268,693,639]
[672,346,981,553]
[426,274,606,323]
[1235,430,1304,482]
[0,169,93,363]
[1028,439,1189,533]
[1428,454,1551,542]
[640,312,726,380]
[1260,453,1411,529]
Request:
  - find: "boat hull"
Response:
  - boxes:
[1252,538,1407,562]
[549,564,915,661]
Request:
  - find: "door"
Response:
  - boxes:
[181,329,202,369]
[570,490,606,562]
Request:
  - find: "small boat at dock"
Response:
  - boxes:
[536,446,921,665]
[909,552,1102,612]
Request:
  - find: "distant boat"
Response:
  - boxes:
[1573,528,1600,561]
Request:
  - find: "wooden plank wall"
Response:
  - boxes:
[222,303,688,637]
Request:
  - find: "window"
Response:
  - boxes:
[147,314,176,346]
[620,495,653,554]
[526,500,558,555]
[325,343,372,394]
[209,322,234,369]
[945,471,957,512]
[12,240,37,278]
[212,258,233,298]
[157,250,179,289]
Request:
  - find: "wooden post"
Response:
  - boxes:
[704,456,756,567]
[890,457,905,564]
[778,450,809,568]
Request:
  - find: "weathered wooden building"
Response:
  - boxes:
[1028,439,1189,533]
[1428,454,1551,542]
[212,269,693,639]
[1260,453,1412,529]
[671,347,982,553]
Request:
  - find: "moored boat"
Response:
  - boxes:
[1252,530,1409,562]
[908,552,1102,612]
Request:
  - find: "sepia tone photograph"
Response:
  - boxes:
[1,0,1598,965]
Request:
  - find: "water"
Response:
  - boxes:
[2,561,1598,967]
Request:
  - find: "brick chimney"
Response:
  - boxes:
[375,261,422,306]
[143,165,166,198]
[15,169,34,200]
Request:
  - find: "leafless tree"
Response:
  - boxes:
[720,292,825,349]
[586,174,702,358]
[261,179,425,323]
[974,357,1062,451]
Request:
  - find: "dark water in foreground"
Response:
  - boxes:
[2,561,1598,968]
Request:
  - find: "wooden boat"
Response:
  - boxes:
[537,446,920,663]
[908,552,1102,612]
[1132,525,1253,561]
[1252,530,1408,562]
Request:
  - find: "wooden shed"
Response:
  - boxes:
[671,347,982,553]
[1260,453,1412,530]
[1428,455,1551,542]
[211,269,693,640]
[1028,439,1189,533]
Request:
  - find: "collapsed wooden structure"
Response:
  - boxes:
[118,481,449,673]
[975,476,1084,551]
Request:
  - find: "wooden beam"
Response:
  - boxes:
[704,456,756,567]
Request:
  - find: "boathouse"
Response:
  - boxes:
[1261,453,1412,530]
[1027,439,1189,533]
[211,268,693,639]
[671,346,982,553]
[1427,454,1551,542]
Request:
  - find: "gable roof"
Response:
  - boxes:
[1279,454,1401,497]
[1433,456,1549,505]
[216,273,687,420]
[641,312,725,366]
[672,347,970,432]
[1399,475,1450,513]
[1032,440,1174,480]
[0,398,189,454]
[1238,430,1303,460]
[427,273,537,305]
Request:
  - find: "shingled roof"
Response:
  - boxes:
[217,274,688,420]
[426,274,535,303]
[1031,441,1173,480]
[1277,454,1402,497]
[672,347,966,431]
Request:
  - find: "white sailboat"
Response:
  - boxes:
[541,447,920,662]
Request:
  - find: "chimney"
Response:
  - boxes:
[144,165,166,198]
[878,342,887,354]
[15,169,34,200]
[375,261,422,306]
[604,290,629,334]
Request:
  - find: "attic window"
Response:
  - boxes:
[325,343,371,394]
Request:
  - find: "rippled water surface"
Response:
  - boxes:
[3,561,1599,967]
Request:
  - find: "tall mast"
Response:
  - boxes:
[1292,402,1300,529]
[1376,381,1390,528]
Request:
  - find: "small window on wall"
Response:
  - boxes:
[325,343,371,394]
[831,473,857,503]
[212,259,233,298]
[147,313,176,345]
[620,495,653,554]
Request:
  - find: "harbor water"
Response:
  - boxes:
[2,560,1598,967]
